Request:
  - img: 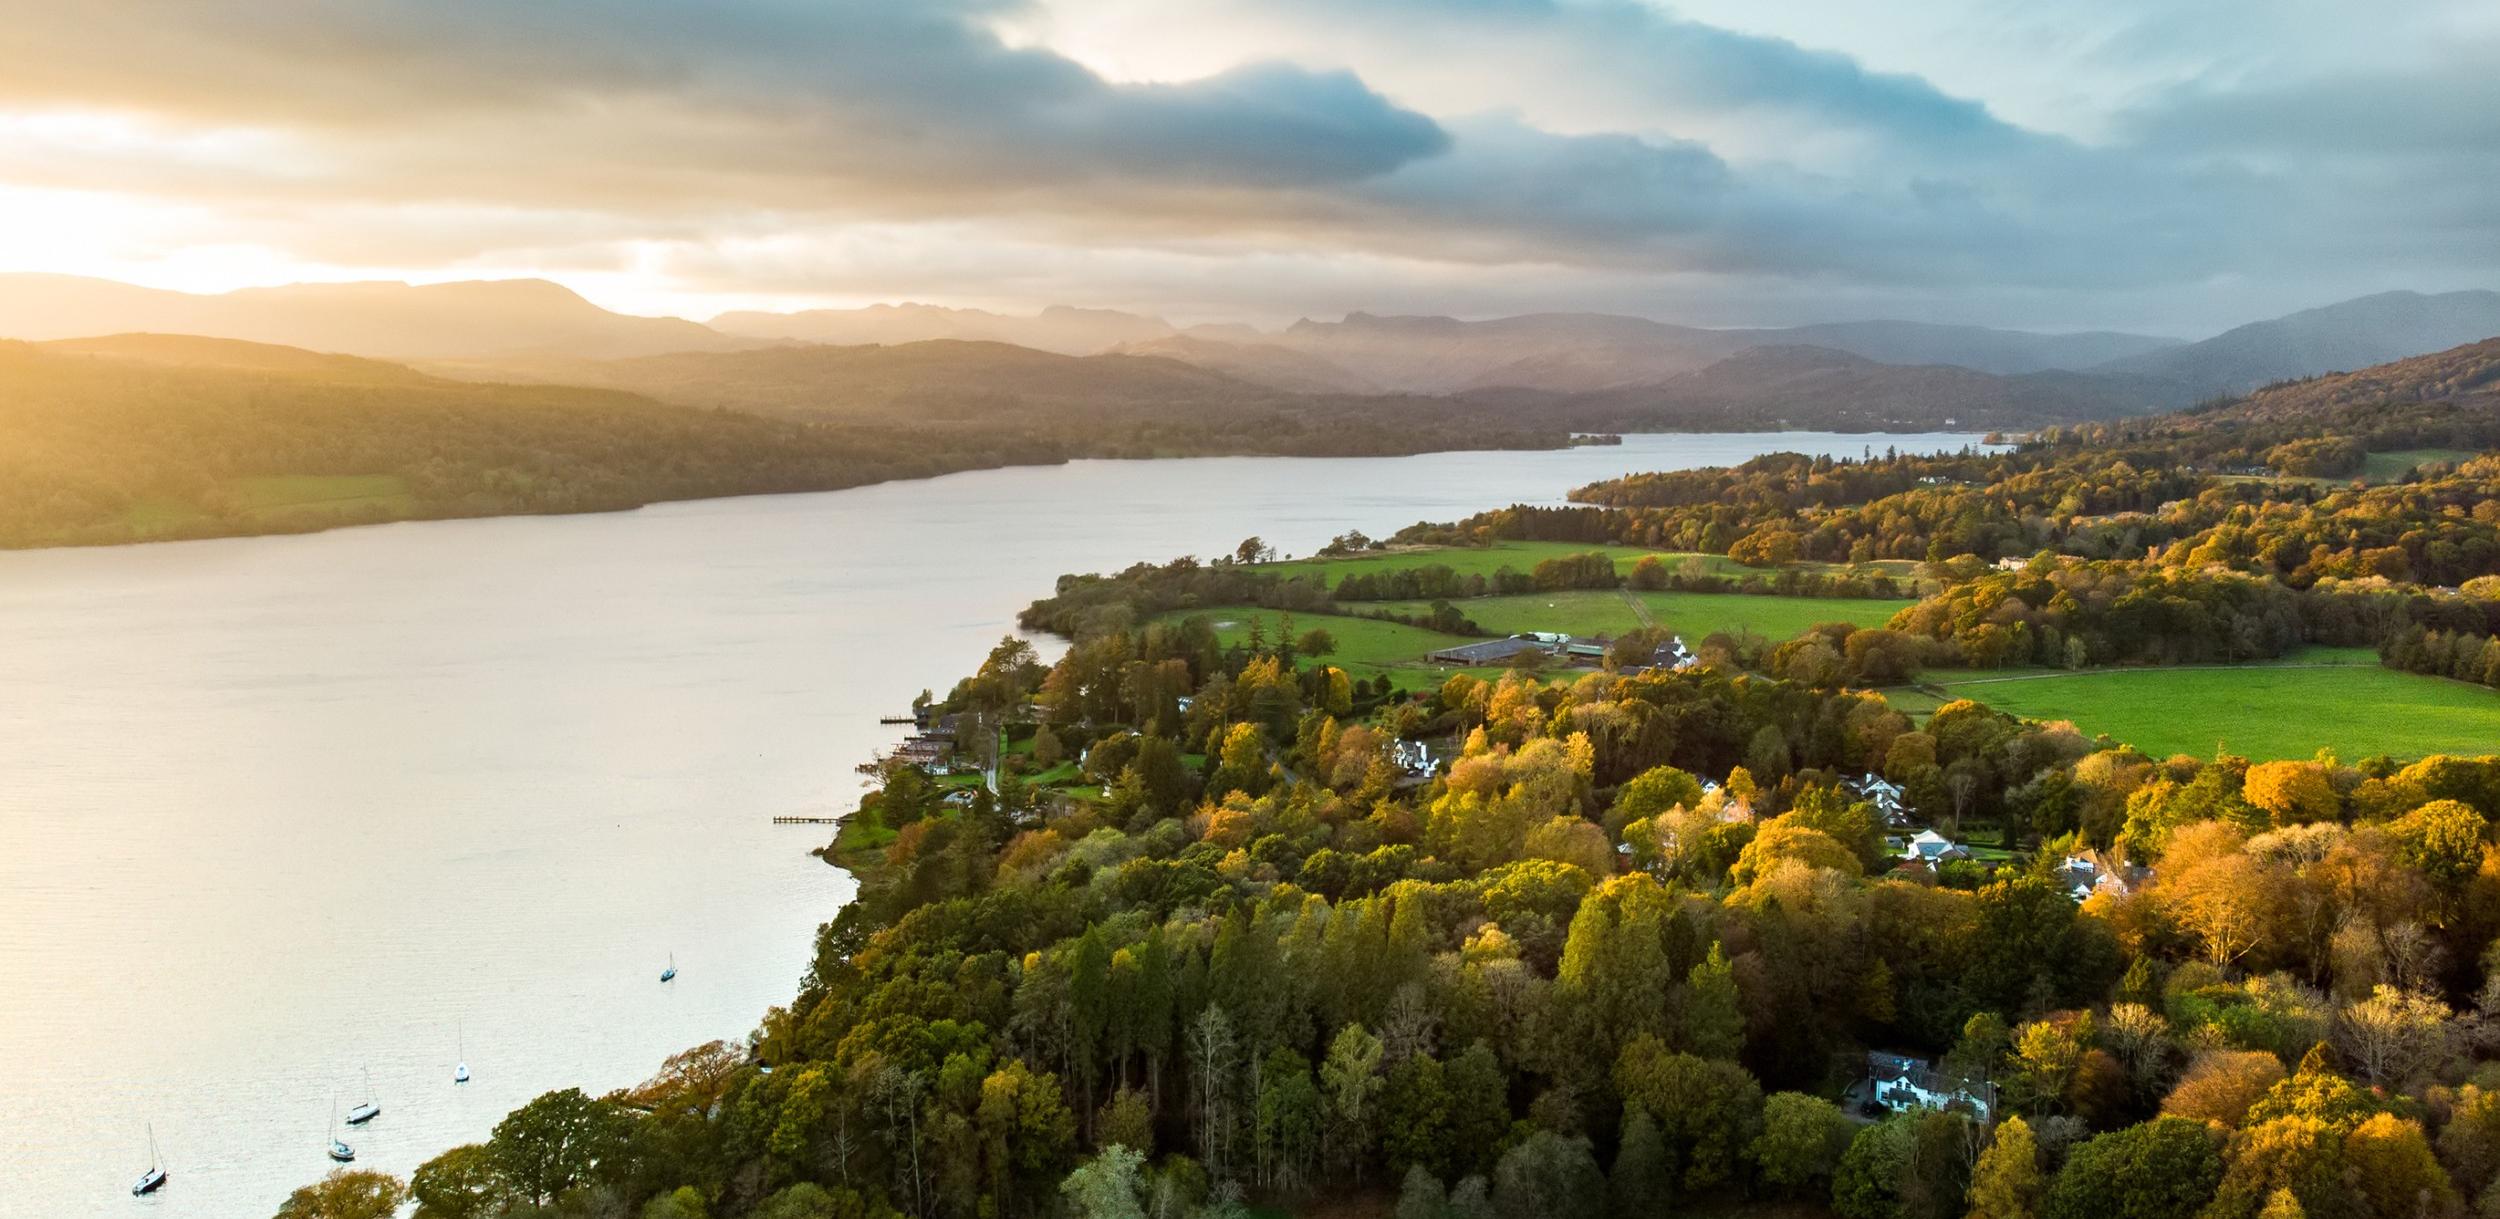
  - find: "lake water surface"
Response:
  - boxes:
[0,433,1986,1216]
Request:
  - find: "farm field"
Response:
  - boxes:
[1636,589,1907,640]
[1887,648,2500,759]
[1361,588,1910,643]
[1255,541,1915,585]
[2361,448,2478,482]
[1160,605,1493,689]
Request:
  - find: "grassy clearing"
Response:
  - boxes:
[1159,605,1503,690]
[1256,541,1911,585]
[1894,647,2500,760]
[1364,589,1645,638]
[1357,587,1909,643]
[2361,449,2479,482]
[1636,590,1907,640]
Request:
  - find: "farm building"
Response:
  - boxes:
[1426,636,1551,665]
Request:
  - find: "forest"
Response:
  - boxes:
[0,337,1572,549]
[280,338,2500,1219]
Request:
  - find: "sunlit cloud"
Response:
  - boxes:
[0,0,2490,332]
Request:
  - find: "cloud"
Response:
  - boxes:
[0,0,2491,331]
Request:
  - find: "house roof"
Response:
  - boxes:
[1426,636,1550,665]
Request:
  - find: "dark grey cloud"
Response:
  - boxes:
[0,0,2491,329]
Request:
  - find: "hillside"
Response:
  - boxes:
[1522,344,2179,431]
[446,339,1297,422]
[438,339,1570,457]
[2103,288,2500,395]
[1107,334,1379,394]
[0,336,1060,548]
[709,302,1173,355]
[0,273,750,360]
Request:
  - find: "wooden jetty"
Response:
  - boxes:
[773,816,843,825]
[878,715,917,725]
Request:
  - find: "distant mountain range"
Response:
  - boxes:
[2100,290,2500,398]
[1506,345,2188,432]
[2190,334,2500,424]
[708,302,1173,356]
[2,273,2496,430]
[0,274,749,360]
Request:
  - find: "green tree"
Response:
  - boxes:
[1383,1055,1452,1178]
[489,1088,628,1207]
[1061,1145,1147,1219]
[641,1186,710,1219]
[1833,1118,1915,1219]
[274,1170,406,1219]
[1444,1043,1511,1177]
[1967,1114,2042,1219]
[1322,1022,1387,1179]
[1608,1103,1674,1219]
[1398,1165,1449,1219]
[1681,942,1745,1059]
[1614,1036,1764,1191]
[1750,1092,1850,1197]
[409,1145,513,1219]
[1257,1047,1323,1191]
[1491,1130,1606,1219]
[1209,722,1271,798]
[2042,1117,2222,1219]
[751,1183,846,1219]
[1099,1087,1154,1157]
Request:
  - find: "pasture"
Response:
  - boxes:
[1891,648,2500,760]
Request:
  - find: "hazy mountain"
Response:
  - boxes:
[438,339,1303,424]
[1523,345,2180,432]
[708,303,1174,355]
[0,273,747,360]
[1260,310,2177,395]
[1770,320,2179,375]
[1278,311,1749,393]
[1108,334,1378,394]
[2102,289,2500,396]
[2190,336,2500,423]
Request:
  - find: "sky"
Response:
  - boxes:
[0,0,2493,334]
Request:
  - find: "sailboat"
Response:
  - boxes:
[327,1099,355,1164]
[454,1021,469,1085]
[660,952,676,983]
[130,1124,167,1196]
[344,1067,381,1125]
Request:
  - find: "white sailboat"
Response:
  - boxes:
[660,951,676,983]
[343,1067,380,1125]
[327,1099,355,1163]
[454,1021,469,1085]
[130,1123,167,1196]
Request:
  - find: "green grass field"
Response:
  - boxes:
[1255,541,1915,585]
[1161,605,1502,690]
[1892,648,2500,759]
[1636,589,1907,640]
[1359,587,1908,643]
[2360,449,2479,482]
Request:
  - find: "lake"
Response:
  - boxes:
[0,432,1987,1216]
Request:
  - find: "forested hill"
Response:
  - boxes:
[430,339,1571,456]
[0,337,1069,548]
[2185,336,2500,424]
[1504,344,2187,432]
[0,336,1570,549]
